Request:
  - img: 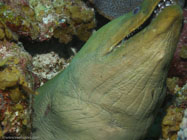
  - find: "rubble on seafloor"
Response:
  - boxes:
[0,0,96,43]
[0,40,36,139]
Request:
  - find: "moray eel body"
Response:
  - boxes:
[32,0,183,139]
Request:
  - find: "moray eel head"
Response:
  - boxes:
[33,0,183,140]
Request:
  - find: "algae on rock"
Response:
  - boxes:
[180,45,187,59]
[0,40,36,138]
[0,0,96,43]
[161,81,187,140]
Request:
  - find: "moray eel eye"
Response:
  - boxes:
[133,6,141,14]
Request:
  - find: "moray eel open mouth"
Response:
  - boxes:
[123,0,176,41]
[109,0,178,52]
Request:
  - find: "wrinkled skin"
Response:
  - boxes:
[32,0,183,139]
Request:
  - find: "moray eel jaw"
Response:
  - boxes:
[33,0,183,140]
[112,3,183,59]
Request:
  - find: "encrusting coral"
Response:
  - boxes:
[162,107,184,140]
[178,109,187,140]
[0,0,96,43]
[180,45,187,59]
[0,40,36,139]
[162,80,187,140]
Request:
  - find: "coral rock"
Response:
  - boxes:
[178,109,187,140]
[180,45,187,59]
[162,107,183,140]
[32,51,70,86]
[0,0,96,43]
[0,40,35,138]
[167,77,179,94]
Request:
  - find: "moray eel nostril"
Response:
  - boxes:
[133,6,141,15]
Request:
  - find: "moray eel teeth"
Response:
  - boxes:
[155,0,176,15]
[108,0,177,53]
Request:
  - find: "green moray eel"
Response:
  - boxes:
[32,0,183,139]
[89,0,185,19]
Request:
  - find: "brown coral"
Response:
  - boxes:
[0,0,96,43]
[162,107,183,140]
[0,40,36,139]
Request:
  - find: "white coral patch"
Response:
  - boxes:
[178,109,187,140]
[43,14,55,24]
[32,51,68,80]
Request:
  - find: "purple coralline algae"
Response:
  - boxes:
[168,9,187,86]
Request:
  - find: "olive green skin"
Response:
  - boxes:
[32,0,183,139]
